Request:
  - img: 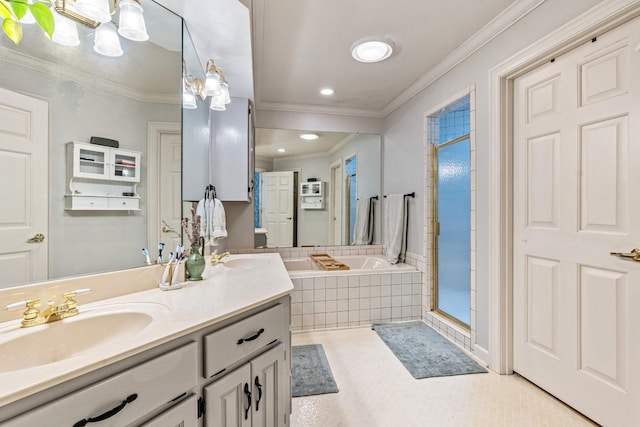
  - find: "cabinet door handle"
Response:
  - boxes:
[254,376,263,411]
[237,328,265,345]
[243,383,252,420]
[73,393,138,427]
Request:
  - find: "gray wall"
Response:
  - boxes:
[381,0,601,349]
[0,62,180,280]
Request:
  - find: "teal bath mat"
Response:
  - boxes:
[292,344,339,397]
[373,321,487,379]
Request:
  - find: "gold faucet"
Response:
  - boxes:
[210,250,230,266]
[5,288,91,328]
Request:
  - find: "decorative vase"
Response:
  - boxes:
[186,244,205,281]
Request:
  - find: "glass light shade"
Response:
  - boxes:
[209,94,226,111]
[118,0,149,41]
[94,22,123,57]
[351,37,394,63]
[183,88,197,109]
[75,0,112,23]
[51,11,80,46]
[220,82,231,104]
[204,72,221,96]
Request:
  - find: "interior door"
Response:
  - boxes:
[260,171,294,248]
[159,131,182,252]
[513,19,640,426]
[330,162,342,245]
[0,88,48,288]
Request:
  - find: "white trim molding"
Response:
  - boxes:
[488,0,640,374]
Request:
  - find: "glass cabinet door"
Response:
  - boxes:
[72,143,109,180]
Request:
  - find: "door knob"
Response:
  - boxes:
[610,248,640,262]
[27,233,45,243]
[162,226,173,233]
[286,217,292,220]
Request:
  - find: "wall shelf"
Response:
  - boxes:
[65,141,141,211]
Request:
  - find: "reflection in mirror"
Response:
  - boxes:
[254,129,381,248]
[0,0,182,289]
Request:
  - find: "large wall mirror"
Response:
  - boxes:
[0,0,183,288]
[254,128,381,248]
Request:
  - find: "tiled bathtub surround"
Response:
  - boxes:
[228,244,384,259]
[290,269,422,331]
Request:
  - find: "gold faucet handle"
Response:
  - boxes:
[5,299,44,328]
[61,288,91,317]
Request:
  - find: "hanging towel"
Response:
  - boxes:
[384,194,408,264]
[353,197,374,245]
[196,198,214,245]
[196,198,227,246]
[211,198,227,246]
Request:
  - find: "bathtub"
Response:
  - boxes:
[284,255,416,278]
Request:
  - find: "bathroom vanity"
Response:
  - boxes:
[0,253,292,427]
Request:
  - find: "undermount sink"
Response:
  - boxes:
[223,257,269,269]
[0,303,168,373]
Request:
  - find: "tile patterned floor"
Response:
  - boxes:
[291,327,598,427]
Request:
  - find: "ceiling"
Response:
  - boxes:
[159,0,535,119]
[255,128,354,160]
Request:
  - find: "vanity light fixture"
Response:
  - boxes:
[183,60,232,110]
[351,36,395,63]
[204,59,222,96]
[51,0,149,57]
[300,133,319,141]
[320,88,334,96]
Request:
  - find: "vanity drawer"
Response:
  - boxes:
[204,303,285,378]
[4,342,198,427]
[108,197,140,210]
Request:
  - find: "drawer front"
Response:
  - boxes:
[108,197,140,210]
[204,304,285,378]
[4,342,198,427]
[139,394,198,427]
[68,196,108,210]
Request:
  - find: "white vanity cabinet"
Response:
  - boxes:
[3,342,198,427]
[0,294,292,427]
[205,344,286,427]
[201,303,289,427]
[65,141,141,211]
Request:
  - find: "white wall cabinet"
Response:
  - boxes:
[211,97,254,202]
[65,141,141,210]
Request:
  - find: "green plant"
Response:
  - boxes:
[0,0,54,44]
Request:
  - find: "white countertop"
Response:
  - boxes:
[0,253,293,407]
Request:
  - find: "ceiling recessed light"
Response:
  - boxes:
[299,133,319,141]
[320,88,334,96]
[277,148,286,153]
[351,37,395,63]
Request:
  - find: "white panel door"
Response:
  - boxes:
[513,19,640,426]
[330,162,343,245]
[159,131,182,251]
[0,88,48,288]
[260,171,293,248]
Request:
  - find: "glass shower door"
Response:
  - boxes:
[435,138,471,326]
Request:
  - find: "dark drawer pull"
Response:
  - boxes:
[73,393,138,427]
[237,328,265,345]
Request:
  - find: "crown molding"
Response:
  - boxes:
[0,46,179,105]
[255,0,546,119]
[380,0,546,117]
[255,100,386,119]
